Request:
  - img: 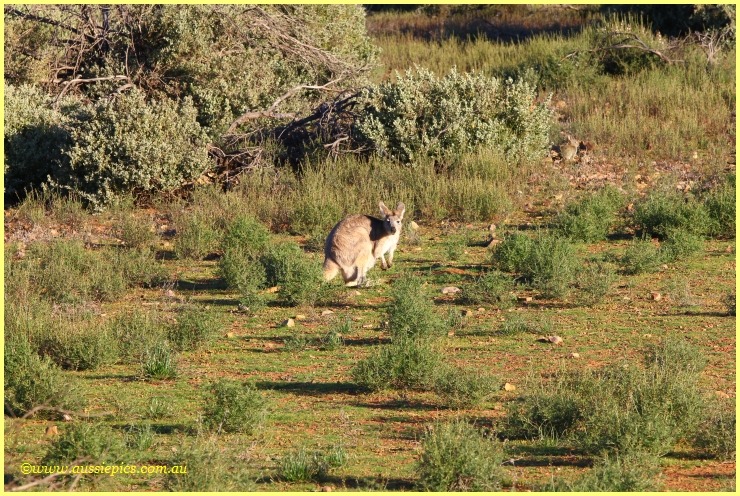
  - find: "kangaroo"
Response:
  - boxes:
[323,201,405,287]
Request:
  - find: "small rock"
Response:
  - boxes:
[409,221,419,231]
[650,292,662,301]
[463,309,474,317]
[548,335,564,345]
[164,289,177,299]
[486,238,501,248]
[62,414,73,422]
[320,486,333,492]
[266,286,279,294]
[661,264,669,270]
[488,223,497,235]
[569,352,580,359]
[353,290,362,296]
[362,324,374,329]
[282,318,295,328]
[519,296,533,303]
[477,307,485,313]
[295,314,307,321]
[715,390,730,399]
[726,244,734,253]
[321,310,335,317]
[45,425,59,437]
[447,330,455,337]
[503,383,516,392]
[225,332,236,339]
[441,286,461,295]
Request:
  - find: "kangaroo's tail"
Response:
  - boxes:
[323,257,340,282]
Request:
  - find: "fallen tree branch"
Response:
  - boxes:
[564,32,681,65]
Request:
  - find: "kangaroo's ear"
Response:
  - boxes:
[379,201,391,217]
[396,202,406,219]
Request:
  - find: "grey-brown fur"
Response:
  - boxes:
[323,201,405,286]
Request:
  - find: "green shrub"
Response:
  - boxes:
[116,214,157,249]
[279,445,348,482]
[4,334,80,417]
[498,314,552,336]
[123,423,156,451]
[202,379,269,434]
[43,423,125,465]
[276,254,323,307]
[576,260,618,306]
[555,186,624,242]
[3,83,77,201]
[505,340,706,455]
[458,270,516,309]
[166,437,253,491]
[356,67,552,165]
[57,90,211,209]
[219,248,267,299]
[417,420,506,491]
[387,277,445,339]
[174,213,220,260]
[550,451,663,492]
[619,236,664,274]
[660,228,704,262]
[491,232,534,273]
[352,337,442,391]
[222,215,272,258]
[38,324,119,371]
[115,247,170,288]
[168,305,222,352]
[633,187,710,239]
[433,367,498,408]
[109,310,166,361]
[692,402,736,460]
[703,174,736,238]
[141,341,178,380]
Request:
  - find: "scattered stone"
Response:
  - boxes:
[282,318,295,328]
[463,309,474,317]
[548,335,564,345]
[164,289,177,299]
[45,425,59,436]
[447,330,455,337]
[650,292,662,301]
[321,310,335,317]
[353,291,362,296]
[320,486,333,492]
[569,352,580,359]
[225,332,236,339]
[62,414,73,422]
[477,307,485,313]
[295,314,307,321]
[441,286,461,295]
[726,245,734,253]
[661,264,669,270]
[503,383,516,392]
[362,324,374,329]
[266,286,279,294]
[519,296,533,303]
[715,390,730,399]
[409,221,419,231]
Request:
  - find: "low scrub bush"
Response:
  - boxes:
[555,186,624,242]
[109,310,166,361]
[116,214,157,249]
[222,214,271,258]
[660,228,704,262]
[498,314,552,336]
[123,423,156,451]
[692,401,736,460]
[43,423,125,465]
[576,260,618,306]
[633,187,710,239]
[352,337,442,391]
[549,451,663,492]
[619,236,664,274]
[387,277,445,339]
[492,231,579,299]
[458,270,516,309]
[4,334,80,417]
[168,305,222,352]
[433,367,498,408]
[356,67,552,165]
[201,379,269,434]
[174,213,220,260]
[279,445,348,482]
[166,437,253,491]
[417,420,506,491]
[703,174,736,238]
[504,340,706,455]
[54,90,211,209]
[37,322,119,371]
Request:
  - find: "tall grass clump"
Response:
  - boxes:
[492,231,579,298]
[140,341,178,380]
[554,186,624,242]
[692,401,736,460]
[458,270,516,309]
[576,260,618,306]
[433,367,498,409]
[619,236,664,274]
[416,420,506,491]
[37,319,119,371]
[504,340,706,455]
[279,445,349,482]
[173,212,220,260]
[108,310,166,361]
[201,379,269,434]
[43,423,125,465]
[387,277,445,339]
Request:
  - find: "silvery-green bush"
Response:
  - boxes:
[54,90,211,209]
[356,67,553,165]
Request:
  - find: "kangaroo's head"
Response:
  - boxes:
[379,201,405,235]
